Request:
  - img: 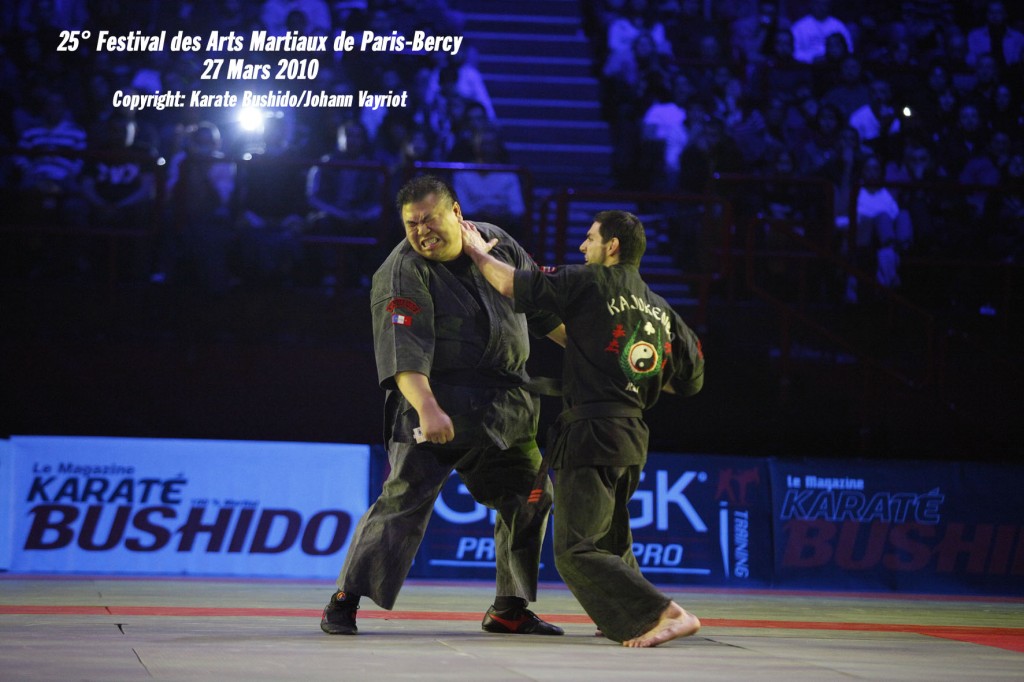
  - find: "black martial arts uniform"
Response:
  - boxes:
[337,222,561,609]
[512,262,704,642]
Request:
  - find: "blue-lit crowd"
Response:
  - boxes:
[2,0,1022,292]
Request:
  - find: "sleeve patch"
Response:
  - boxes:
[391,314,413,326]
[386,297,422,314]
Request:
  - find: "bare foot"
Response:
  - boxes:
[622,601,700,648]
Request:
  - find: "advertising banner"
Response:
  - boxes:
[7,436,369,578]
[400,452,774,587]
[628,453,773,587]
[0,439,13,571]
[770,458,1024,594]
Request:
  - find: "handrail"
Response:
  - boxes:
[534,187,729,328]
[537,186,731,268]
[745,217,937,389]
[844,177,1021,257]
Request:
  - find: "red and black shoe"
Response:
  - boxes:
[320,590,358,635]
[481,605,564,635]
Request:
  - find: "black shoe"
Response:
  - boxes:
[481,605,564,635]
[320,590,358,635]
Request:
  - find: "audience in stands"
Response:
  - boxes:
[2,0,1023,307]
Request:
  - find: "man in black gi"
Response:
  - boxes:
[460,209,704,647]
[321,175,566,636]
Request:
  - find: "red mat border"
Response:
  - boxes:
[1,605,1021,653]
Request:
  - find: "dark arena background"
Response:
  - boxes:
[1,1,1023,679]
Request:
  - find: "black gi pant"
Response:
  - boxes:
[337,437,551,609]
[550,415,671,643]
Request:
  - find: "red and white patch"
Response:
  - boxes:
[386,298,421,314]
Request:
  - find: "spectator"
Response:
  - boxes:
[817,126,868,235]
[985,151,1024,260]
[261,0,332,36]
[966,1,1024,70]
[750,28,813,107]
[811,31,853,96]
[799,103,844,175]
[430,64,482,158]
[849,79,902,160]
[936,101,990,177]
[395,124,441,173]
[884,140,949,253]
[80,116,157,230]
[676,116,746,268]
[307,121,383,230]
[820,56,871,119]
[426,47,497,121]
[407,66,448,150]
[990,83,1024,135]
[159,122,236,293]
[234,116,307,285]
[761,148,813,223]
[915,80,961,148]
[360,67,406,143]
[603,31,675,187]
[640,72,692,189]
[79,116,158,281]
[678,116,746,195]
[897,0,955,62]
[606,0,674,65]
[960,129,1013,220]
[665,0,723,59]
[447,101,497,163]
[712,68,746,129]
[963,52,1001,105]
[730,1,784,72]
[14,90,87,227]
[791,0,855,64]
[452,126,526,235]
[582,0,630,74]
[884,40,925,106]
[306,120,385,288]
[735,96,788,172]
[851,154,912,299]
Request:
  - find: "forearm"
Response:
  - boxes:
[474,251,515,298]
[393,368,446,417]
[395,370,454,444]
[459,220,517,298]
[394,371,439,412]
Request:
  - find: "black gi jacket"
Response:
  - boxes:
[371,222,561,450]
[513,263,704,466]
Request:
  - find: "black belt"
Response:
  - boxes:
[527,402,643,503]
[556,402,643,425]
[431,370,563,397]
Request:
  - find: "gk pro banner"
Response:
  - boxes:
[401,452,773,586]
[7,436,369,577]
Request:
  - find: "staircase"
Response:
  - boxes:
[461,0,610,190]
[462,4,698,302]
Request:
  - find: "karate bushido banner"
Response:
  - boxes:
[769,458,1024,594]
[4,436,369,577]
